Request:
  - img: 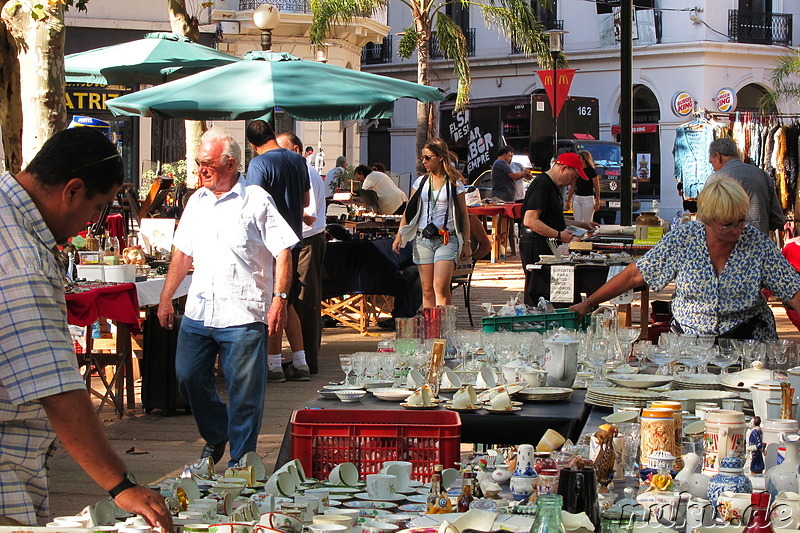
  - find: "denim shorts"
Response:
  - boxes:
[413,234,459,264]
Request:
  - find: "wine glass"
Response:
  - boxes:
[352,352,367,383]
[647,346,677,376]
[769,339,793,371]
[587,338,611,387]
[339,354,354,385]
[617,327,640,358]
[709,344,738,374]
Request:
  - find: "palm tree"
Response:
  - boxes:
[310,0,557,156]
[762,50,800,110]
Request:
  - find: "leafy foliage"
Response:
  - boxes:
[309,0,391,48]
[762,50,800,110]
[398,26,419,59]
[139,160,187,200]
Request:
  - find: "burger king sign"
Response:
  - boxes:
[671,91,695,117]
[715,88,736,113]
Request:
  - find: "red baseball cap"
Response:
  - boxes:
[554,152,589,180]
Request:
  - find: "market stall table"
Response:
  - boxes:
[275,388,591,470]
[66,282,140,417]
[322,239,412,334]
[468,203,522,263]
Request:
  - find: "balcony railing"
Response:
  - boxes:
[430,28,476,59]
[728,9,792,46]
[239,0,311,13]
[511,20,562,54]
[362,36,393,64]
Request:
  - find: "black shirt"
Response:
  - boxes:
[522,173,566,237]
[574,166,597,196]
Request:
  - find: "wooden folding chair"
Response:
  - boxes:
[451,260,476,327]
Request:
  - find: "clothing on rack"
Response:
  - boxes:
[673,113,729,200]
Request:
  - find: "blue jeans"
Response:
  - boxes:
[175,317,268,467]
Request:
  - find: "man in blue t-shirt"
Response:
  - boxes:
[245,120,312,382]
[491,147,529,202]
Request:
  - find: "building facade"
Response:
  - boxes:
[360,0,800,220]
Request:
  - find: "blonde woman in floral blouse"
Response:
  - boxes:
[570,177,800,341]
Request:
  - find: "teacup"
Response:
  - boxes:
[312,513,355,533]
[440,468,459,489]
[360,520,399,533]
[308,524,348,533]
[406,369,425,389]
[476,367,497,389]
[380,461,412,492]
[208,523,254,533]
[265,471,296,497]
[258,512,303,533]
[238,451,268,481]
[366,474,396,500]
[518,369,547,388]
[281,502,312,524]
[48,522,83,529]
[406,386,432,407]
[186,456,215,479]
[489,390,513,411]
[329,463,359,486]
[295,495,322,515]
[452,386,477,409]
[225,466,255,486]
[304,488,330,509]
[184,525,211,533]
[440,367,462,390]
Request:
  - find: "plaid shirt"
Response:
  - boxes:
[0,172,87,524]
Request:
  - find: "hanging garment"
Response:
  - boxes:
[673,121,716,199]
[774,125,789,210]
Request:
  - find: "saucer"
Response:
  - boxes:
[400,403,439,410]
[355,492,407,502]
[484,406,522,413]
[443,403,482,413]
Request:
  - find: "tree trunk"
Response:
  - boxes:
[0,1,22,174]
[414,10,432,174]
[2,2,66,167]
[168,0,204,187]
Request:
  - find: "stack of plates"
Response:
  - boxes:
[371,388,412,401]
[514,387,573,402]
[671,374,725,390]
[585,386,662,408]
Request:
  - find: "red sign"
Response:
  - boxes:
[536,69,576,117]
[611,123,659,135]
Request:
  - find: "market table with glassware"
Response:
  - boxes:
[274,388,591,470]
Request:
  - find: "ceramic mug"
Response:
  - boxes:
[312,514,354,533]
[702,409,746,476]
[294,495,322,515]
[716,492,752,524]
[308,524,348,533]
[184,525,211,533]
[329,463,359,486]
[259,512,303,533]
[366,474,396,500]
[360,521,399,533]
[304,489,330,509]
[208,523,254,533]
[380,461,412,492]
[281,502,312,524]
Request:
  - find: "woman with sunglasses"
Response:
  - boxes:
[392,138,471,308]
[570,177,800,341]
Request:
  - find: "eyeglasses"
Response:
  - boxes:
[70,152,122,176]
[195,156,228,169]
[717,218,747,231]
[421,154,434,162]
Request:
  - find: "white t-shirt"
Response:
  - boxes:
[362,171,408,214]
[411,175,466,230]
[303,163,327,238]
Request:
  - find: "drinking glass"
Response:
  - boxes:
[352,352,367,383]
[647,346,677,376]
[617,327,640,360]
[365,354,381,381]
[587,338,611,386]
[769,339,792,371]
[339,354,354,385]
[618,420,641,478]
[709,344,738,374]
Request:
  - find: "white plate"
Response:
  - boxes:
[443,404,482,413]
[323,384,365,391]
[343,500,398,509]
[607,375,673,389]
[371,388,413,401]
[483,406,522,413]
[400,402,439,410]
[405,494,428,503]
[355,492,407,502]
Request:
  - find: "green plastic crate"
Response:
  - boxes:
[482,308,588,333]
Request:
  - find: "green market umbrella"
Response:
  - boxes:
[65,33,241,86]
[105,51,444,121]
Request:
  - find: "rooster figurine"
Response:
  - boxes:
[594,424,618,491]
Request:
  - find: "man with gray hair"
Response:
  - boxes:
[325,156,348,198]
[708,137,784,235]
[157,128,298,466]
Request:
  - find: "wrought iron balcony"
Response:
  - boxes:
[728,9,792,46]
[362,36,393,64]
[430,28,476,59]
[239,0,311,13]
[511,20,562,54]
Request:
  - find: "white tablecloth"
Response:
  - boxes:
[135,276,191,307]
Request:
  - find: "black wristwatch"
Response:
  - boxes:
[109,472,138,498]
[273,291,288,300]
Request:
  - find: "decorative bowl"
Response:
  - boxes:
[335,390,367,403]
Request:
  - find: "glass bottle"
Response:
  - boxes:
[457,471,474,512]
[426,465,443,514]
[529,494,565,533]
[470,466,484,499]
[742,492,774,533]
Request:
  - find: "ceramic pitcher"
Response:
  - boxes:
[543,333,579,387]
[702,409,746,476]
[766,433,800,496]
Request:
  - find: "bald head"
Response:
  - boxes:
[277,132,303,154]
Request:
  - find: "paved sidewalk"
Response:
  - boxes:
[48,257,800,516]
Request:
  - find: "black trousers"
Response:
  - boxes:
[519,234,553,307]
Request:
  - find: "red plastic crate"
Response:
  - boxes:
[290,409,461,482]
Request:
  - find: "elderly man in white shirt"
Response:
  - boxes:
[157,128,298,467]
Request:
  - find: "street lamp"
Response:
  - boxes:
[253,3,280,52]
[545,29,566,159]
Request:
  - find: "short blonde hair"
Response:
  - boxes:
[696,177,749,225]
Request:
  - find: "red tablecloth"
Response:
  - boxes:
[66,283,140,332]
[468,203,522,219]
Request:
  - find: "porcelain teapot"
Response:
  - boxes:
[543,331,579,387]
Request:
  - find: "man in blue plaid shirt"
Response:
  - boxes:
[0,128,172,529]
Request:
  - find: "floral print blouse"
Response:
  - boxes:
[636,221,800,341]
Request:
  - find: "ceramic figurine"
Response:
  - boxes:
[510,444,537,501]
[748,416,765,475]
[674,452,710,499]
[707,456,752,517]
[766,433,800,496]
[594,425,619,490]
